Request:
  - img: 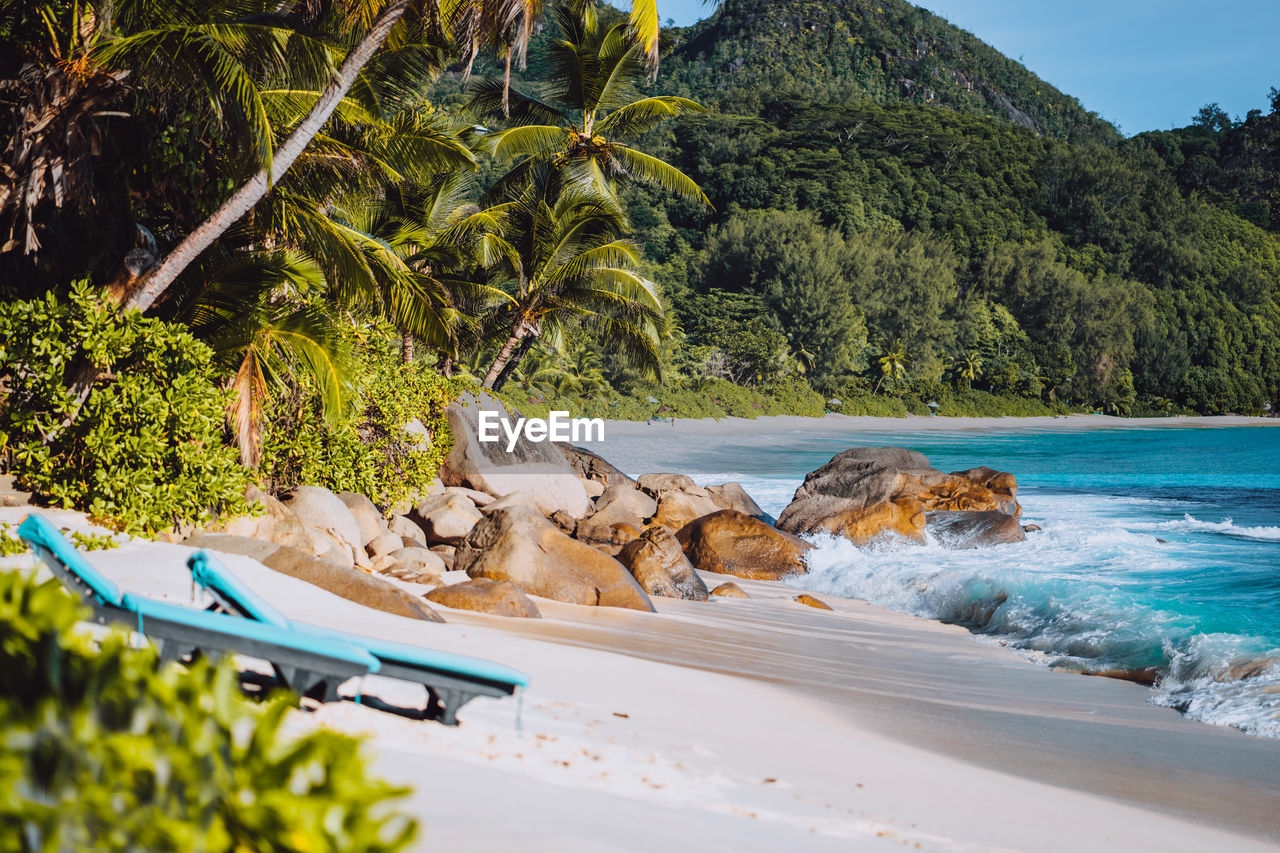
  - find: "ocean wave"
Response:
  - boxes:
[791,527,1280,737]
[1136,514,1280,542]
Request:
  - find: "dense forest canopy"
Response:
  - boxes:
[615,0,1280,415]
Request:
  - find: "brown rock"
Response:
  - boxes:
[1223,657,1280,681]
[284,486,363,553]
[579,478,605,498]
[794,593,833,611]
[1081,667,1160,687]
[951,466,1019,499]
[388,546,447,577]
[556,443,637,488]
[184,534,443,621]
[595,485,657,516]
[677,510,812,580]
[651,490,722,531]
[480,491,541,513]
[366,529,403,559]
[430,544,456,570]
[710,582,750,599]
[926,511,1026,549]
[207,485,315,553]
[637,473,696,500]
[443,486,496,507]
[1022,523,1043,533]
[576,487,655,547]
[336,492,385,547]
[616,526,708,601]
[413,493,483,545]
[426,579,541,618]
[388,514,427,548]
[455,505,654,611]
[705,482,771,522]
[778,447,1022,547]
[549,509,577,534]
[440,392,591,517]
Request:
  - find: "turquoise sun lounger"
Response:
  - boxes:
[188,550,529,725]
[18,514,378,702]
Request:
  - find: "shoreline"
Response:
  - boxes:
[601,412,1280,437]
[8,522,1278,851]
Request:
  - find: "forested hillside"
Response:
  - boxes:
[606,1,1280,415]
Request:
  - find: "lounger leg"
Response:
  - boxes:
[315,679,340,704]
[426,687,480,726]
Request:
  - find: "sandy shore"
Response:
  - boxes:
[7,508,1279,852]
[603,412,1280,437]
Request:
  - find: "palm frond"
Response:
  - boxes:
[609,145,711,206]
[596,96,707,138]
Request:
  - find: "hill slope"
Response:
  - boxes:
[658,0,1117,142]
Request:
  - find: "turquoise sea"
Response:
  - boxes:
[599,425,1280,737]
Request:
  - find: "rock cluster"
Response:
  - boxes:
[777,446,1024,548]
[189,398,1027,626]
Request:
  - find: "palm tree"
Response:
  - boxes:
[0,0,291,261]
[116,0,670,315]
[958,350,983,390]
[874,340,909,394]
[168,249,355,467]
[469,1,709,206]
[479,186,664,390]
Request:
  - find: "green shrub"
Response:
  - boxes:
[0,284,252,534]
[259,345,461,509]
[0,569,416,852]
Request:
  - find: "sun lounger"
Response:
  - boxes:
[188,550,529,725]
[17,514,378,702]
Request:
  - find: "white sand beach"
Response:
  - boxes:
[603,412,1280,438]
[7,505,1279,852]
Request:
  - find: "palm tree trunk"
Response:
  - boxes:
[122,0,412,315]
[439,355,453,377]
[401,331,414,364]
[491,335,535,391]
[483,333,524,388]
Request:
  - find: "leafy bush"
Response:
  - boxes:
[0,569,416,851]
[0,283,252,534]
[258,344,461,509]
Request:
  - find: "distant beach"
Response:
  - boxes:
[603,412,1280,437]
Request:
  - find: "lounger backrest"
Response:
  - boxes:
[120,593,380,672]
[187,551,290,629]
[18,514,124,608]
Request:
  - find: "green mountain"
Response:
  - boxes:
[660,0,1117,142]
[441,0,1280,416]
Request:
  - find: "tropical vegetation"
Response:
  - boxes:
[3,0,1279,542]
[0,568,416,851]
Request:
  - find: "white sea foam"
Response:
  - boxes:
[1135,514,1280,541]
[790,500,1280,738]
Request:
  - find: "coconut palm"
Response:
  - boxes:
[167,249,355,467]
[874,339,909,393]
[469,1,709,206]
[118,0,671,315]
[0,0,295,260]
[479,184,664,390]
[957,350,983,389]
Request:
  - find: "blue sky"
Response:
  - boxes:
[654,0,1280,134]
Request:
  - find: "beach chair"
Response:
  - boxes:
[188,550,530,725]
[17,514,378,702]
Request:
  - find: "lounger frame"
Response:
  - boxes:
[19,516,370,701]
[190,553,523,725]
